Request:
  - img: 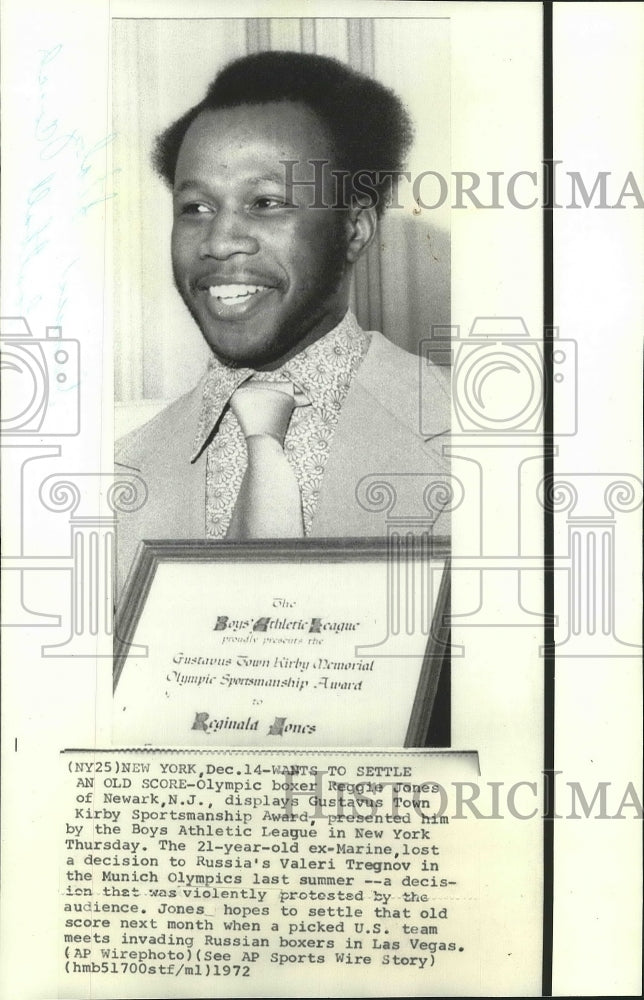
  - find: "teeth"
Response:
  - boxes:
[208,283,267,302]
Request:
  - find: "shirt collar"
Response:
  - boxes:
[191,311,370,462]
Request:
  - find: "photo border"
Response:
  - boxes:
[542,3,554,994]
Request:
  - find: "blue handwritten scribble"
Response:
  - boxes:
[17,43,119,324]
[55,258,80,325]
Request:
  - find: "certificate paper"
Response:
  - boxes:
[113,541,449,747]
[1,2,642,999]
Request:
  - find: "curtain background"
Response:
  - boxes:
[113,17,450,436]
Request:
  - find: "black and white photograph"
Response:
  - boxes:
[111,16,454,749]
[112,17,451,584]
[0,2,642,999]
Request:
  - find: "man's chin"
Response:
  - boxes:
[190,297,344,369]
[201,331,285,370]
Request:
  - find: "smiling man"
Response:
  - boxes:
[170,99,363,369]
[114,51,450,595]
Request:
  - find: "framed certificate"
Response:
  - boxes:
[113,537,450,748]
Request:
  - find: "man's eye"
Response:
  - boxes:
[252,197,292,211]
[180,202,211,215]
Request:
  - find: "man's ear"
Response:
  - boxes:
[345,204,378,263]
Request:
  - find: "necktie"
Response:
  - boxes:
[226,382,304,539]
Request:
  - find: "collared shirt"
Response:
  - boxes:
[191,311,371,537]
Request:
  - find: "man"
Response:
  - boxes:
[115,51,450,597]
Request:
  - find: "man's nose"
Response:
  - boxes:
[199,209,259,259]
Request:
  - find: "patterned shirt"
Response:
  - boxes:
[190,311,371,537]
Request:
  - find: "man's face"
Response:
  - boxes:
[171,102,354,369]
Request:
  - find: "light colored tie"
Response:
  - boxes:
[226,382,304,539]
